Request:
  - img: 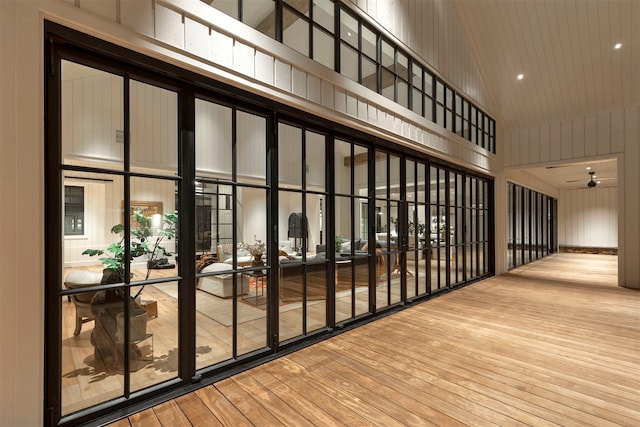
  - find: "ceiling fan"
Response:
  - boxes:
[565,171,614,187]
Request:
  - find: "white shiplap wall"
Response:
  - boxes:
[559,187,618,248]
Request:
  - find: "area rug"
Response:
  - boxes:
[151,283,266,327]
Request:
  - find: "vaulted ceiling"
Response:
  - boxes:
[453,0,640,131]
[453,0,638,190]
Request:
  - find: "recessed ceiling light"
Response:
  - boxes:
[586,166,591,170]
[517,74,524,80]
[614,42,622,49]
[347,31,352,37]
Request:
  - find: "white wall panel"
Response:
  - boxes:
[611,107,624,153]
[154,3,184,49]
[120,0,154,37]
[291,67,307,98]
[539,124,550,163]
[549,122,561,161]
[79,0,116,21]
[307,74,321,104]
[559,187,618,248]
[572,117,585,158]
[561,121,572,160]
[255,50,274,86]
[210,30,233,68]
[529,127,540,164]
[185,17,210,59]
[622,105,640,287]
[234,42,255,78]
[584,115,598,157]
[597,111,611,156]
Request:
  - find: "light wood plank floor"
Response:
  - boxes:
[109,253,640,426]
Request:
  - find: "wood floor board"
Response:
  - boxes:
[174,393,223,427]
[243,369,345,426]
[227,371,314,426]
[151,400,192,427]
[107,253,639,427]
[193,386,252,426]
[352,323,640,426]
[128,408,162,427]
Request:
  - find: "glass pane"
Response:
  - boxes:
[424,94,433,121]
[381,40,394,68]
[397,52,409,80]
[417,163,426,203]
[406,160,415,196]
[60,294,125,415]
[340,43,358,82]
[63,171,125,289]
[195,269,234,368]
[130,280,178,392]
[362,25,377,59]
[196,99,232,180]
[307,193,326,254]
[61,60,124,170]
[354,144,368,198]
[361,56,377,92]
[335,139,352,195]
[398,80,409,109]
[313,0,334,31]
[412,88,423,116]
[129,177,179,284]
[436,80,444,103]
[445,87,453,109]
[412,63,422,88]
[237,111,266,184]
[313,28,334,69]
[306,130,326,190]
[280,192,303,256]
[130,80,178,174]
[244,0,276,38]
[389,155,400,201]
[208,0,238,20]
[279,123,303,190]
[375,151,387,194]
[335,196,353,323]
[283,8,309,57]
[381,68,394,100]
[237,187,268,354]
[285,0,310,16]
[340,9,358,46]
[425,71,434,97]
[436,104,444,127]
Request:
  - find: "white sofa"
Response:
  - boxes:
[216,243,253,267]
[197,262,244,298]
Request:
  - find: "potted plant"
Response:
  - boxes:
[83,209,178,296]
[82,209,177,365]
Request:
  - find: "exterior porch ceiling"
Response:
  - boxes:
[453,0,640,130]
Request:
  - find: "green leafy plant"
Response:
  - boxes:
[83,209,178,297]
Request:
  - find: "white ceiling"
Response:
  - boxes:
[524,158,618,190]
[453,0,638,190]
[453,0,640,130]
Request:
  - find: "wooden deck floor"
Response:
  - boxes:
[108,253,640,426]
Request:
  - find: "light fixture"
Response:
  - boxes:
[517,74,524,80]
[586,166,591,170]
[614,42,622,49]
[588,171,597,188]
